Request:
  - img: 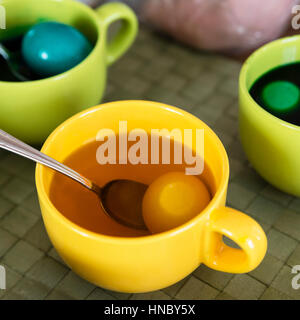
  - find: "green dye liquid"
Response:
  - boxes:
[0,35,43,82]
[250,62,300,126]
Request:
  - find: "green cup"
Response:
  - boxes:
[0,0,138,144]
[239,36,300,197]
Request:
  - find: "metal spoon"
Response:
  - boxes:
[0,43,31,81]
[0,129,148,230]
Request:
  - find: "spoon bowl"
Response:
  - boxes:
[0,129,148,230]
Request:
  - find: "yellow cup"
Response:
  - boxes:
[36,100,267,293]
[239,35,300,196]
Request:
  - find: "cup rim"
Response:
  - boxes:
[239,34,300,132]
[0,0,103,86]
[36,100,229,244]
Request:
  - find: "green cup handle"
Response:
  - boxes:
[95,2,138,66]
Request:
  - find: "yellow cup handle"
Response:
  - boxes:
[95,2,138,66]
[204,207,267,273]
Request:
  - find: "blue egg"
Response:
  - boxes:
[22,22,93,77]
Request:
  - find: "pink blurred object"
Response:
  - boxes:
[141,0,299,54]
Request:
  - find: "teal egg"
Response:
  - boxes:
[22,22,93,77]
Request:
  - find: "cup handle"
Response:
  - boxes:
[95,2,138,66]
[204,207,267,273]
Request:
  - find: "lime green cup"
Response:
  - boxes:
[0,0,138,144]
[239,35,300,197]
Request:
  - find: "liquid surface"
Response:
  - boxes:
[49,136,215,237]
[0,23,93,81]
[0,36,42,81]
[250,62,300,126]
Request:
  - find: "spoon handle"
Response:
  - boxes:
[0,129,101,193]
[0,44,9,61]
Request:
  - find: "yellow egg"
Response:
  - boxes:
[142,172,211,233]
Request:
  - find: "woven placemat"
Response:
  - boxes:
[0,26,300,300]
